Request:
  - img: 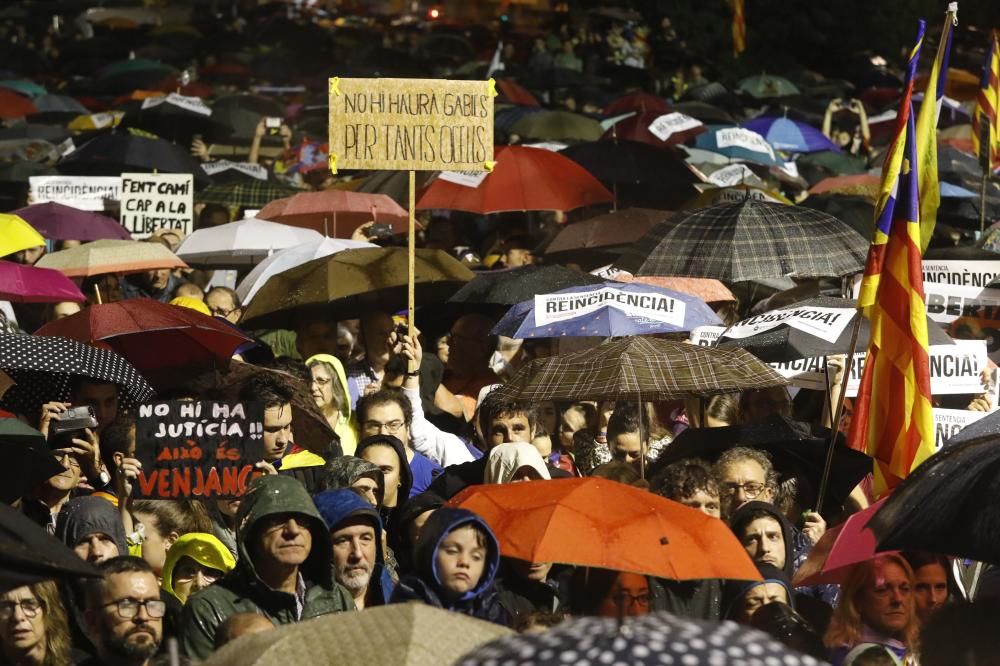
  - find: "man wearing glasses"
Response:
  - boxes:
[82,557,164,666]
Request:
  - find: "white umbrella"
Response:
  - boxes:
[175,218,323,268]
[236,236,376,304]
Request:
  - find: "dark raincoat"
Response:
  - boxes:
[313,488,395,606]
[389,507,508,626]
[179,475,354,660]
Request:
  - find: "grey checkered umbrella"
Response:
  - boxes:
[614,199,869,282]
[459,612,827,666]
[494,336,787,403]
[0,334,154,418]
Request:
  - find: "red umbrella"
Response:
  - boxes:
[603,111,706,148]
[0,89,37,119]
[257,191,409,238]
[791,498,891,587]
[603,92,671,116]
[0,260,86,303]
[13,202,130,241]
[34,298,251,382]
[496,79,540,107]
[416,145,614,214]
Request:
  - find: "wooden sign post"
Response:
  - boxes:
[328,77,496,355]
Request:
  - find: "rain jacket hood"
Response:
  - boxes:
[729,500,795,577]
[322,455,385,504]
[306,353,358,455]
[161,532,236,603]
[56,496,127,556]
[313,488,395,603]
[355,434,413,509]
[484,442,551,484]
[721,562,794,620]
[409,507,501,604]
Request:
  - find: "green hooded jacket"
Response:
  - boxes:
[179,475,354,659]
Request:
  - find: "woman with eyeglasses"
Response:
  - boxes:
[306,354,358,456]
[0,581,72,666]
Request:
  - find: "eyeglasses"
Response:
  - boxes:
[209,305,237,317]
[0,599,42,620]
[721,481,767,498]
[613,592,650,608]
[54,451,81,468]
[102,598,167,619]
[361,419,405,435]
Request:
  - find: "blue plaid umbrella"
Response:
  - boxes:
[491,281,721,339]
[694,125,784,167]
[741,116,840,153]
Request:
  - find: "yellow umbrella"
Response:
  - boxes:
[34,239,187,277]
[67,111,124,131]
[0,213,45,257]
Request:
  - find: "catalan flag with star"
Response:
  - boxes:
[971,30,999,170]
[848,20,936,495]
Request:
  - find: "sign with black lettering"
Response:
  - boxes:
[29,175,121,211]
[933,408,988,450]
[535,287,685,327]
[724,307,855,343]
[134,401,264,499]
[922,281,1000,325]
[120,173,194,239]
[922,260,1000,289]
[327,77,494,172]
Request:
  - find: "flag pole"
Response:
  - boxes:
[816,309,863,514]
[982,169,990,235]
[407,169,417,373]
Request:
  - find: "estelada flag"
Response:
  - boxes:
[971,30,999,170]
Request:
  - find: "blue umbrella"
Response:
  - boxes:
[741,116,841,154]
[693,125,784,167]
[940,181,977,198]
[491,281,722,339]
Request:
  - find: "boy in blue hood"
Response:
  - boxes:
[389,507,508,626]
[313,488,395,610]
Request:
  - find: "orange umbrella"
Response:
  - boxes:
[0,89,37,119]
[257,190,409,238]
[618,274,737,305]
[450,477,762,581]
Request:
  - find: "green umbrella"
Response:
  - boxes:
[239,247,475,328]
[0,79,46,98]
[737,74,800,99]
[511,110,604,142]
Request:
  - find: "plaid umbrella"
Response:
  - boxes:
[449,265,604,306]
[494,336,788,403]
[459,613,824,666]
[0,334,154,418]
[196,181,301,209]
[614,199,869,282]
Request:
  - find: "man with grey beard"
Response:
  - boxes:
[314,488,396,610]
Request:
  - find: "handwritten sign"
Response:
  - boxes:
[134,401,264,499]
[647,112,702,142]
[535,287,685,327]
[328,77,494,172]
[29,175,121,211]
[120,173,194,239]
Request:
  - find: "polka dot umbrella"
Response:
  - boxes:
[0,334,154,419]
[458,612,826,666]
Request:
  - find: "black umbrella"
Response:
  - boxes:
[0,419,63,504]
[614,199,869,283]
[717,296,954,363]
[458,612,824,666]
[648,414,871,514]
[448,265,604,306]
[868,436,1000,563]
[0,334,154,419]
[672,100,736,125]
[119,96,233,146]
[0,502,101,594]
[800,195,874,240]
[57,130,210,186]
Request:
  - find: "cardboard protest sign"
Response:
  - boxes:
[535,287,686,327]
[933,408,988,450]
[723,307,856,344]
[327,77,494,172]
[923,260,1000,288]
[29,175,121,211]
[120,173,194,239]
[134,401,264,499]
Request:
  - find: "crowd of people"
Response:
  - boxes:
[0,1,999,665]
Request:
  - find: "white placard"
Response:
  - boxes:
[438,169,490,188]
[724,307,856,344]
[647,112,702,142]
[714,127,777,160]
[524,142,568,152]
[141,93,212,116]
[922,281,1000,324]
[29,175,121,211]
[922,260,1000,289]
[700,186,786,205]
[933,408,988,450]
[591,264,630,280]
[535,287,686,327]
[707,164,756,187]
[120,173,194,239]
[202,160,268,181]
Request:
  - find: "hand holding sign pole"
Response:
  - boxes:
[328,76,495,360]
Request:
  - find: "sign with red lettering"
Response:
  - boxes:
[134,400,264,499]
